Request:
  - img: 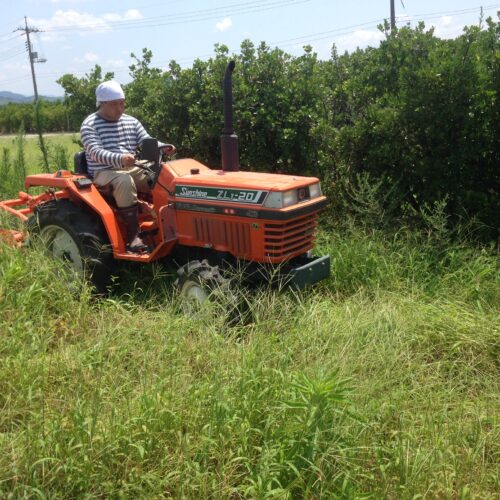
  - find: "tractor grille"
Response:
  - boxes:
[194,218,251,255]
[264,213,318,259]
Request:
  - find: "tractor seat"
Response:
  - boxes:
[73,151,113,197]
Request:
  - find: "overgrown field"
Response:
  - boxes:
[0,133,80,191]
[0,199,498,497]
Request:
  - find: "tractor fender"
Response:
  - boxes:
[25,174,126,254]
[67,182,126,254]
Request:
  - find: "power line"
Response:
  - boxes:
[0,32,23,43]
[35,0,499,35]
[276,4,500,48]
[0,40,26,56]
[0,48,26,63]
[401,4,499,20]
[145,3,500,67]
[41,0,311,33]
[19,2,495,79]
[1,3,497,89]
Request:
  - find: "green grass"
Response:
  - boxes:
[0,132,81,199]
[0,211,498,497]
[0,133,81,187]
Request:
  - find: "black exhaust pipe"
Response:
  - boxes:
[221,60,239,172]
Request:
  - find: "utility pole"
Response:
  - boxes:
[390,0,396,30]
[16,16,47,102]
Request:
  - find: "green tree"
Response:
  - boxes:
[49,15,499,232]
[328,18,499,229]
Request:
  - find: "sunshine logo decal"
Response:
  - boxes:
[175,185,268,205]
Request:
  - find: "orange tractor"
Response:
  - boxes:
[0,62,330,297]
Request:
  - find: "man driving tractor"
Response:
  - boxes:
[0,61,330,296]
[80,80,175,252]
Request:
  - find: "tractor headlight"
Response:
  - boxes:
[263,189,298,208]
[309,182,322,199]
[282,189,298,207]
[263,192,284,208]
[263,183,322,208]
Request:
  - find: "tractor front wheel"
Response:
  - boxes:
[174,259,228,307]
[29,199,114,293]
[174,259,250,325]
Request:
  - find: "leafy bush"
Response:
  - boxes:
[48,15,500,232]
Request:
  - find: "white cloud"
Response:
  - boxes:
[34,10,109,41]
[73,51,99,63]
[103,10,143,22]
[216,17,232,32]
[311,13,477,60]
[71,53,126,70]
[83,52,99,62]
[335,29,385,53]
[440,16,453,26]
[396,14,412,25]
[431,16,466,38]
[33,9,143,42]
[394,13,471,39]
[105,59,126,69]
[51,0,89,3]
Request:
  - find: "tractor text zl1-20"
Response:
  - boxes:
[0,61,330,296]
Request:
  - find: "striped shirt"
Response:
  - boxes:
[80,112,151,177]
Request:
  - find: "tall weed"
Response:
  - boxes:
[34,100,51,173]
[343,171,403,228]
[12,125,27,193]
[0,148,12,194]
[0,197,498,497]
[51,144,69,170]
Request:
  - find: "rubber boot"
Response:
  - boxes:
[117,205,148,253]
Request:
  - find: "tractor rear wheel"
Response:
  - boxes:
[28,199,114,293]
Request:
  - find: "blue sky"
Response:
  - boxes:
[1,0,498,96]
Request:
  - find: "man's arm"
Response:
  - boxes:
[135,120,151,146]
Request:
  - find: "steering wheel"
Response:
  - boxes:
[134,139,176,187]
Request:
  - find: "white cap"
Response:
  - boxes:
[95,80,125,107]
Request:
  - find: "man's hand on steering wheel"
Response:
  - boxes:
[124,141,176,171]
[121,153,136,168]
[160,144,176,156]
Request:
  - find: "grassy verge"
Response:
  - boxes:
[0,219,498,498]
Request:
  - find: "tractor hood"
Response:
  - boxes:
[166,159,319,192]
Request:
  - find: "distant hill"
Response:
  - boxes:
[0,91,62,105]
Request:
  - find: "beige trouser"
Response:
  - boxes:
[93,167,151,208]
